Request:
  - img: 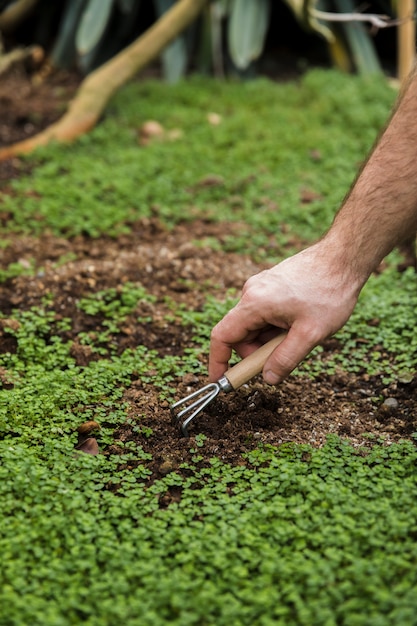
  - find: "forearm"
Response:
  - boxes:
[323,65,417,283]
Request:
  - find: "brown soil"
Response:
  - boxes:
[1,66,416,484]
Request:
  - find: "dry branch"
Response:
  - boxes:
[397,0,416,83]
[310,9,406,30]
[0,0,39,34]
[0,44,43,76]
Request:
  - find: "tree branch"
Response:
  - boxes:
[0,0,39,34]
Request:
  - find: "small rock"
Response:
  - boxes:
[338,420,352,435]
[309,149,322,161]
[159,459,175,475]
[382,397,399,410]
[177,242,196,259]
[0,366,14,389]
[196,174,224,188]
[300,187,322,204]
[398,372,414,384]
[77,420,101,435]
[139,120,164,145]
[167,128,183,141]
[75,437,99,455]
[207,112,222,125]
[376,397,399,422]
[0,318,20,332]
[182,373,199,385]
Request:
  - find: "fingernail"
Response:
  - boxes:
[264,370,280,385]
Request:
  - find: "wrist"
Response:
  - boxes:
[313,231,371,297]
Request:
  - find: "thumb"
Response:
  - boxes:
[262,326,318,384]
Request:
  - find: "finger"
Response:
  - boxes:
[208,332,233,382]
[208,308,265,381]
[232,327,286,361]
[262,323,321,385]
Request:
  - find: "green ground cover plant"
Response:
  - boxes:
[3,70,395,254]
[2,71,417,625]
[2,437,417,625]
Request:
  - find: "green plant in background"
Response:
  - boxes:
[51,0,145,74]
[0,0,401,79]
[328,0,382,74]
[210,0,384,77]
[227,0,271,72]
[0,0,403,161]
[0,70,396,250]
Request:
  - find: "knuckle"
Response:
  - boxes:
[242,271,264,293]
[210,322,223,342]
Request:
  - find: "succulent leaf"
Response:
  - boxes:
[76,0,114,56]
[228,0,270,70]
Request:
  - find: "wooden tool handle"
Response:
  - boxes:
[224,332,288,390]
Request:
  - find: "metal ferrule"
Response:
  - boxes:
[217,375,233,393]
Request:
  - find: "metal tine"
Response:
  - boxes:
[171,335,288,436]
[171,382,221,437]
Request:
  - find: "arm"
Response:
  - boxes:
[209,66,417,384]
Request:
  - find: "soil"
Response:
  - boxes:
[1,65,417,486]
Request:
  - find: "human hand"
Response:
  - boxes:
[209,242,362,384]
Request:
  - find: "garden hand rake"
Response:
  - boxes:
[171,332,287,436]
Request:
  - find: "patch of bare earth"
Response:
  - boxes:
[0,218,416,484]
[0,68,416,485]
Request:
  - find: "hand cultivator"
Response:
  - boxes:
[171,333,287,436]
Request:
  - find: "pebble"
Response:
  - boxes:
[182,373,199,385]
[77,420,100,434]
[159,460,175,475]
[75,437,99,455]
[382,397,399,409]
[398,372,414,384]
[207,112,222,125]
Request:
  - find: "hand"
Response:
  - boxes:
[209,241,362,384]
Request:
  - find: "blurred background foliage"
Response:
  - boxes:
[0,0,406,82]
